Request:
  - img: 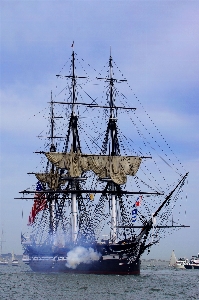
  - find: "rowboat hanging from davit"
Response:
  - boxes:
[17,45,189,275]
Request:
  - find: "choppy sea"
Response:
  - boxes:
[0,262,199,300]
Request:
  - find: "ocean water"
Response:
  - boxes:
[0,263,199,300]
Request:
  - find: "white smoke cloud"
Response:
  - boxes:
[66,246,100,269]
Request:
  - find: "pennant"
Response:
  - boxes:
[135,195,142,207]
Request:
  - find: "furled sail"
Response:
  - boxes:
[35,170,66,190]
[45,151,142,185]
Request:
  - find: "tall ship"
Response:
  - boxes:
[17,46,189,275]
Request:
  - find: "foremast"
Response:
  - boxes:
[98,51,129,243]
[62,48,84,243]
[107,52,120,243]
[69,49,80,243]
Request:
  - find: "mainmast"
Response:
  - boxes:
[69,48,79,243]
[108,51,119,243]
[97,51,129,243]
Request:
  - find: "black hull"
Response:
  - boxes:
[23,241,141,274]
[27,258,140,275]
[184,264,199,270]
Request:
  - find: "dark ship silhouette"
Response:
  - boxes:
[17,46,189,274]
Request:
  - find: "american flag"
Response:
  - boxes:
[28,181,47,225]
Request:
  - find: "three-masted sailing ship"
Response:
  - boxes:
[17,46,189,274]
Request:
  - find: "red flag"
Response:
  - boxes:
[28,181,47,225]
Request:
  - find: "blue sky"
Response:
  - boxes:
[0,0,199,259]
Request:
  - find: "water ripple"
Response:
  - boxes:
[0,264,199,300]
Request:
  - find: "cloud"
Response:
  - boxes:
[0,83,50,135]
[144,108,199,143]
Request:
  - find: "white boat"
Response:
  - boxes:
[184,253,199,269]
[12,252,19,266]
[22,254,30,264]
[175,257,188,269]
[0,257,8,265]
[169,250,188,269]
